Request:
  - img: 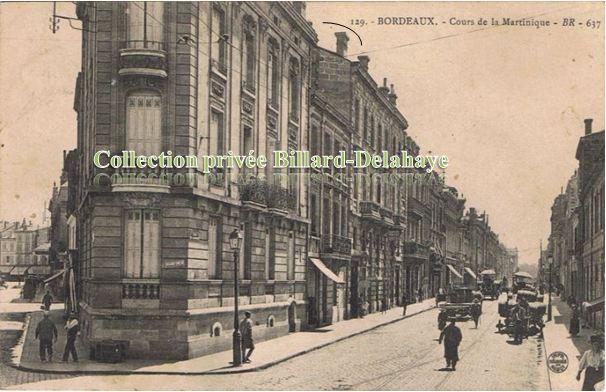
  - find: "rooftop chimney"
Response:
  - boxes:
[335,32,349,57]
[379,78,390,95]
[357,55,370,71]
[584,118,593,135]
[388,84,397,104]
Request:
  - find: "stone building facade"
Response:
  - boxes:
[73,1,315,359]
[311,34,408,316]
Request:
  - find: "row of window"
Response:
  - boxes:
[211,6,302,118]
[353,99,404,153]
[124,209,299,280]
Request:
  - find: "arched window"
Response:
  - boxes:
[127,2,164,50]
[126,92,162,156]
[288,58,300,122]
[242,17,256,91]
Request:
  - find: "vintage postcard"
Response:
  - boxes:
[0,1,604,390]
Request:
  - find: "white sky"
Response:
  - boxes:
[0,2,604,265]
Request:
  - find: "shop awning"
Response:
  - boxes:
[480,269,496,276]
[585,297,605,312]
[464,267,477,280]
[309,258,345,284]
[43,269,65,284]
[0,266,14,274]
[10,266,30,275]
[28,266,51,275]
[446,264,463,279]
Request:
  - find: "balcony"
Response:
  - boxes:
[322,234,352,257]
[122,281,160,299]
[212,59,228,76]
[238,179,296,212]
[403,240,429,262]
[239,178,267,207]
[360,201,382,223]
[393,213,406,228]
[119,42,167,79]
[380,207,394,226]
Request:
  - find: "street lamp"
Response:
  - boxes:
[229,228,243,366]
[547,255,553,322]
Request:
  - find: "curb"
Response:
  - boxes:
[9,305,436,377]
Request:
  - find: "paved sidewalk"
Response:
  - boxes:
[13,298,436,375]
[542,296,600,391]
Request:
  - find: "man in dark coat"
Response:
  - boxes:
[42,289,53,311]
[62,313,80,362]
[35,311,57,362]
[240,311,254,363]
[470,299,482,328]
[401,293,408,316]
[439,318,462,370]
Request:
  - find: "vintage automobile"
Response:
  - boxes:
[479,269,499,300]
[496,289,546,336]
[512,271,534,294]
[438,286,481,320]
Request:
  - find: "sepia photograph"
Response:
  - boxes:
[0,1,604,390]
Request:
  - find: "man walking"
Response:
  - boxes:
[470,298,482,328]
[401,293,408,316]
[439,318,462,370]
[240,311,255,363]
[62,313,80,362]
[35,311,57,362]
[42,289,53,311]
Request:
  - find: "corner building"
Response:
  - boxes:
[73,2,315,359]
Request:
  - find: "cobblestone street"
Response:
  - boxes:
[6,297,550,390]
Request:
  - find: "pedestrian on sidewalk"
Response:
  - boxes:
[417,288,423,303]
[42,289,53,311]
[470,298,482,329]
[570,304,581,337]
[62,313,80,362]
[35,311,57,362]
[437,310,448,331]
[381,297,387,314]
[240,311,255,363]
[401,293,408,316]
[439,317,462,371]
[577,334,605,391]
[357,296,365,318]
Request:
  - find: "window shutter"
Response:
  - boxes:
[142,211,160,278]
[124,211,141,278]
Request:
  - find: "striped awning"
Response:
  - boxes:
[446,264,463,279]
[464,267,477,280]
[309,258,345,284]
[43,269,65,284]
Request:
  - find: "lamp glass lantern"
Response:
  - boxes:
[229,229,243,251]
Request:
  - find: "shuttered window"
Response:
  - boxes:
[124,209,160,278]
[208,217,221,279]
[126,93,162,156]
[127,2,164,50]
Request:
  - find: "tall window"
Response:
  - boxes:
[210,110,225,156]
[242,23,256,90]
[126,92,162,156]
[288,58,300,121]
[363,108,368,141]
[208,216,221,279]
[124,210,160,278]
[267,41,280,106]
[127,2,164,50]
[287,231,295,280]
[310,194,319,236]
[353,99,360,133]
[267,227,275,280]
[211,6,227,70]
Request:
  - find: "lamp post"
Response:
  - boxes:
[547,255,553,322]
[229,228,243,366]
